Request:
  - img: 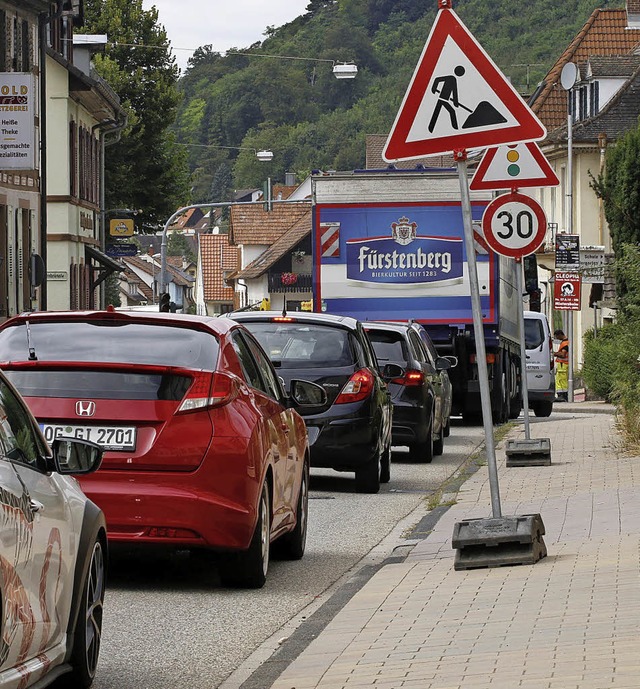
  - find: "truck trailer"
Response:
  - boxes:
[311,169,522,423]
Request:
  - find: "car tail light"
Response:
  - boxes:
[391,369,425,386]
[549,336,555,370]
[469,353,496,364]
[335,368,374,404]
[177,371,239,413]
[272,317,295,322]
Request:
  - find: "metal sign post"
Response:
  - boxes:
[456,151,502,518]
[384,1,549,571]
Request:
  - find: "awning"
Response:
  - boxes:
[86,245,123,291]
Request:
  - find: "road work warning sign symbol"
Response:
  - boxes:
[383,8,546,161]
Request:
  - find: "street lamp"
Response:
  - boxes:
[560,61,579,404]
[332,62,359,79]
[226,51,358,79]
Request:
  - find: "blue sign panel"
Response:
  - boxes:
[106,243,138,257]
[314,202,495,325]
[346,231,463,285]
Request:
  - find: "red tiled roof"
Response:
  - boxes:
[200,233,239,302]
[532,9,640,132]
[229,202,311,246]
[123,255,192,287]
[272,185,296,200]
[121,266,153,302]
[235,210,311,279]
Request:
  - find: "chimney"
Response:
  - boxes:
[285,172,296,186]
[628,0,640,28]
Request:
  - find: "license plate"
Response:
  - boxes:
[40,424,137,451]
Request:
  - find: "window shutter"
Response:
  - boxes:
[0,11,6,72]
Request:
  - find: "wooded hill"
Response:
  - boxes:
[174,0,621,201]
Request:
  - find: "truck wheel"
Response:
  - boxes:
[355,453,381,493]
[533,401,553,417]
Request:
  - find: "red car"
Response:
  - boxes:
[0,309,324,588]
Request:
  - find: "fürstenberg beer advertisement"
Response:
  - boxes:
[0,73,35,170]
[315,202,495,324]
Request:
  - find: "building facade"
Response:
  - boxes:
[0,0,48,319]
[45,2,124,311]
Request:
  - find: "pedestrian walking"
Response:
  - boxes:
[554,329,569,401]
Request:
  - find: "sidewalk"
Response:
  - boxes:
[271,402,640,689]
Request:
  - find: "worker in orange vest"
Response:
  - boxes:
[554,329,569,402]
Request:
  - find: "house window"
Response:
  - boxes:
[0,11,6,72]
[578,86,587,121]
[69,120,78,197]
[589,81,599,117]
[20,20,30,72]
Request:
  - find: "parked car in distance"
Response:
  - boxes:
[524,310,555,417]
[0,368,106,689]
[364,321,454,461]
[229,311,395,494]
[0,309,323,588]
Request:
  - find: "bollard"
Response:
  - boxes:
[452,513,547,570]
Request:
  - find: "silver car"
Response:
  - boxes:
[0,370,106,688]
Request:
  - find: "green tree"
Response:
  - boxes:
[82,0,191,229]
[167,231,195,263]
[105,273,122,308]
[593,122,640,255]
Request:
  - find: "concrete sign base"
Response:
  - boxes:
[452,513,547,570]
[505,438,552,466]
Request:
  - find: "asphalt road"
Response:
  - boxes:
[88,420,486,689]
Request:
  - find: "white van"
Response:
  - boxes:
[524,310,555,417]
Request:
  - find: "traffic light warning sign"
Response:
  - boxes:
[470,142,560,190]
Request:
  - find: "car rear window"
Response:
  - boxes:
[366,330,409,363]
[4,370,192,400]
[524,318,545,349]
[241,322,355,368]
[0,321,219,369]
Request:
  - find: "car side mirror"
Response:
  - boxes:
[443,355,458,368]
[435,356,452,371]
[381,363,404,380]
[51,438,103,475]
[289,379,327,407]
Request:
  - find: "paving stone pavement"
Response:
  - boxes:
[271,405,640,689]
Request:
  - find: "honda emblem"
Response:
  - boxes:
[76,401,96,417]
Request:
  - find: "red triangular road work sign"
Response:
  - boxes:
[383,8,546,162]
[470,142,560,190]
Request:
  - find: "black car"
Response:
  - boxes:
[364,321,454,462]
[229,311,395,494]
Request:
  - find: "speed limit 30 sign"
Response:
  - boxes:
[481,191,547,259]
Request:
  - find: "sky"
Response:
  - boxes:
[141,0,311,73]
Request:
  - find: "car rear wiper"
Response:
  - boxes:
[25,320,37,361]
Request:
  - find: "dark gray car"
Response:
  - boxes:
[364,321,454,461]
[229,311,395,494]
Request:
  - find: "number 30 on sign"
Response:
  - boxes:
[481,191,547,259]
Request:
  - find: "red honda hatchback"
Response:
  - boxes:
[0,309,324,588]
